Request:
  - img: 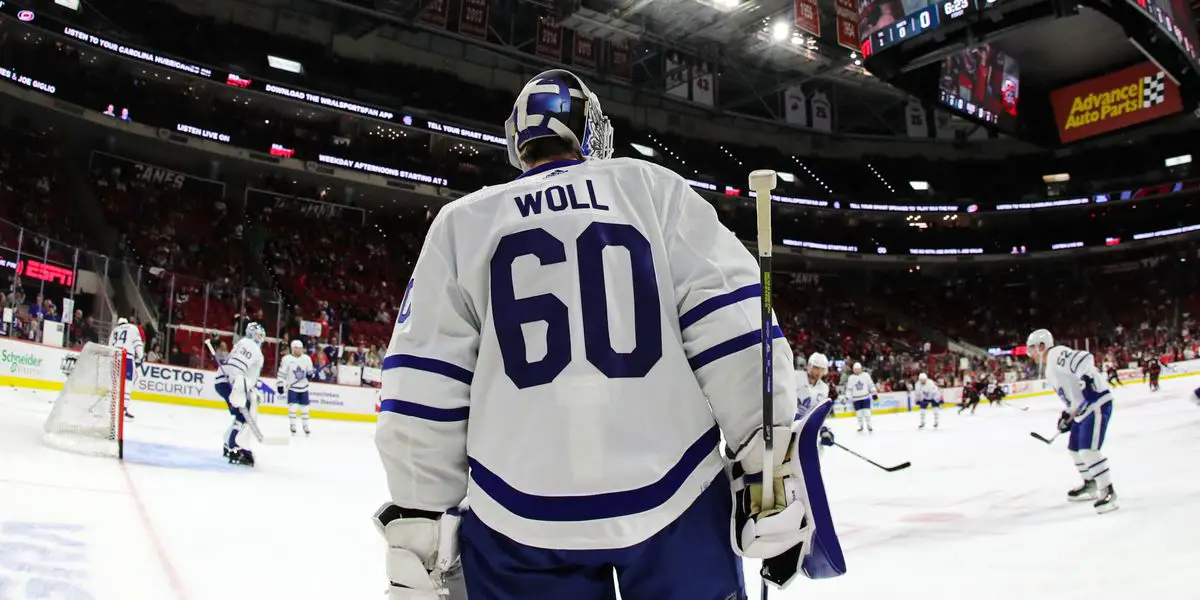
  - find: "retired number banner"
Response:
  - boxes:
[459,0,488,39]
[1050,61,1182,143]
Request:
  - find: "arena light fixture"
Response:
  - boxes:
[777,172,796,183]
[772,21,790,42]
[55,0,80,9]
[268,55,305,74]
[630,142,655,158]
[1165,154,1192,167]
[909,180,929,191]
[1042,173,1070,183]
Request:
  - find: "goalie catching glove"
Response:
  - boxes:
[730,400,847,587]
[372,503,464,599]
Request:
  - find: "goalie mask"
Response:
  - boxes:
[504,69,613,171]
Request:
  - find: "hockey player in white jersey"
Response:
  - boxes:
[797,353,836,449]
[373,69,844,600]
[845,362,878,433]
[914,373,941,429]
[107,317,143,419]
[1026,329,1117,513]
[215,323,266,466]
[277,340,315,436]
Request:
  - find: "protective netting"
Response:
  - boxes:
[43,343,126,458]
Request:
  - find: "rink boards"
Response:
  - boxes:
[0,337,381,421]
[3,337,1198,422]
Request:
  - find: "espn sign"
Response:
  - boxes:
[1050,62,1182,143]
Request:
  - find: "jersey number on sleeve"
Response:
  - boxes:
[491,223,662,389]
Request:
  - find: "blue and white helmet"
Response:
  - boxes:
[504,69,613,171]
[245,322,266,345]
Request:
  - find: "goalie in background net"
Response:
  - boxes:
[107,317,143,420]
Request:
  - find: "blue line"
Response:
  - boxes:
[468,425,720,522]
[379,399,469,422]
[679,284,761,330]
[688,326,785,371]
[383,354,474,385]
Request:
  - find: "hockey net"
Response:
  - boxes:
[43,343,127,459]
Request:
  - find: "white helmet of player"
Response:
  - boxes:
[117,317,129,326]
[504,69,613,171]
[807,352,829,370]
[852,362,863,373]
[245,322,267,345]
[1026,329,1053,362]
[918,372,928,382]
[290,339,304,355]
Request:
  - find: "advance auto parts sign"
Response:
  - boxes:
[1051,62,1182,143]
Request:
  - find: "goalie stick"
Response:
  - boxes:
[203,339,289,446]
[749,169,776,600]
[832,442,912,472]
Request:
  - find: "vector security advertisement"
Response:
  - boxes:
[1050,61,1182,143]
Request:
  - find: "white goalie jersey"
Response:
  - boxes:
[377,157,796,551]
[217,338,264,393]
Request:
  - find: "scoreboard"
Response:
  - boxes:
[860,0,974,56]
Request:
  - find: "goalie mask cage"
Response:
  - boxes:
[43,343,127,459]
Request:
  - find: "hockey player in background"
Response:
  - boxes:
[1147,357,1163,392]
[277,340,315,436]
[108,317,143,420]
[958,379,981,415]
[798,353,836,448]
[846,362,877,432]
[1105,362,1122,387]
[215,323,266,466]
[373,69,843,600]
[1026,329,1118,513]
[915,373,941,428]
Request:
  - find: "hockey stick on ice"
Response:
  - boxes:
[1030,431,1060,444]
[832,442,912,472]
[749,169,776,600]
[204,339,289,446]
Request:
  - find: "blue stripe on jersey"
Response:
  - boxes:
[468,425,720,522]
[383,354,474,386]
[688,326,785,371]
[678,283,761,330]
[379,399,469,422]
[225,357,250,370]
[1070,351,1090,372]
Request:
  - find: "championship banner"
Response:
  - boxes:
[665,52,690,99]
[418,0,448,28]
[572,32,597,71]
[693,61,715,107]
[458,0,488,39]
[609,40,632,82]
[834,0,859,51]
[536,17,563,61]
[1050,61,1183,143]
[794,0,820,37]
[784,85,808,126]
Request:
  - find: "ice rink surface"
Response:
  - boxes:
[2,376,1197,600]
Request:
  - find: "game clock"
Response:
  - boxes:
[861,0,974,56]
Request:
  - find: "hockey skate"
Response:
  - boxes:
[304,428,311,437]
[1093,485,1118,514]
[919,421,925,430]
[290,424,297,436]
[1067,479,1098,502]
[857,425,863,433]
[222,445,230,458]
[867,425,873,433]
[228,448,255,467]
[124,409,135,420]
